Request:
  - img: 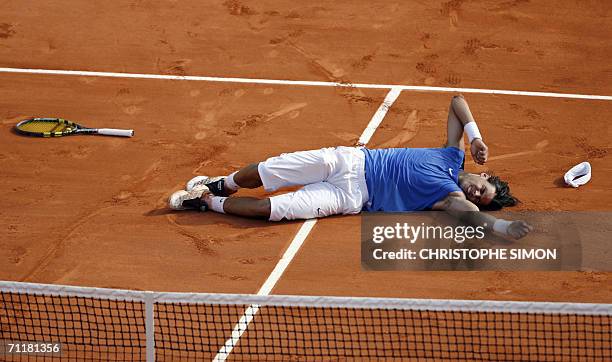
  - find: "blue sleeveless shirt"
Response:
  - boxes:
[361,147,464,212]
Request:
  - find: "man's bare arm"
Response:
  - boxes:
[444,96,466,152]
[445,95,488,165]
[450,95,477,126]
[432,192,533,239]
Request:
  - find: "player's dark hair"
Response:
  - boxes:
[482,174,519,211]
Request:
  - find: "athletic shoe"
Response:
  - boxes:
[168,185,210,211]
[186,175,231,196]
[186,175,223,191]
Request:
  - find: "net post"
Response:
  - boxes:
[144,292,156,362]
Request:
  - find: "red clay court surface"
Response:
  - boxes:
[1,0,611,308]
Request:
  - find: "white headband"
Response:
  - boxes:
[564,162,592,188]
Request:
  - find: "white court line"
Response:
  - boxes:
[212,88,402,361]
[212,219,316,362]
[358,87,403,145]
[0,67,611,100]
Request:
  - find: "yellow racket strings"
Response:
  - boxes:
[18,120,71,133]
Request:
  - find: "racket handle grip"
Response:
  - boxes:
[97,128,134,137]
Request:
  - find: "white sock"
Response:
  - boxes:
[206,196,227,213]
[225,171,240,191]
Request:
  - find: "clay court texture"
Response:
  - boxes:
[1,0,611,309]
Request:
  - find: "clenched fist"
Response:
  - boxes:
[470,138,488,165]
[508,220,533,239]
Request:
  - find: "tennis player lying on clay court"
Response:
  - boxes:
[169,95,533,239]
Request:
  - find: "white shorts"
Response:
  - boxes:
[258,147,369,221]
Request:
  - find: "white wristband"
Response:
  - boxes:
[493,219,512,235]
[464,122,482,144]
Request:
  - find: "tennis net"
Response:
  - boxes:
[0,281,610,361]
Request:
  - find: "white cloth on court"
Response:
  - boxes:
[257,146,369,221]
[564,161,592,188]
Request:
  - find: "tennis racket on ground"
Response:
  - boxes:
[15,118,134,138]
